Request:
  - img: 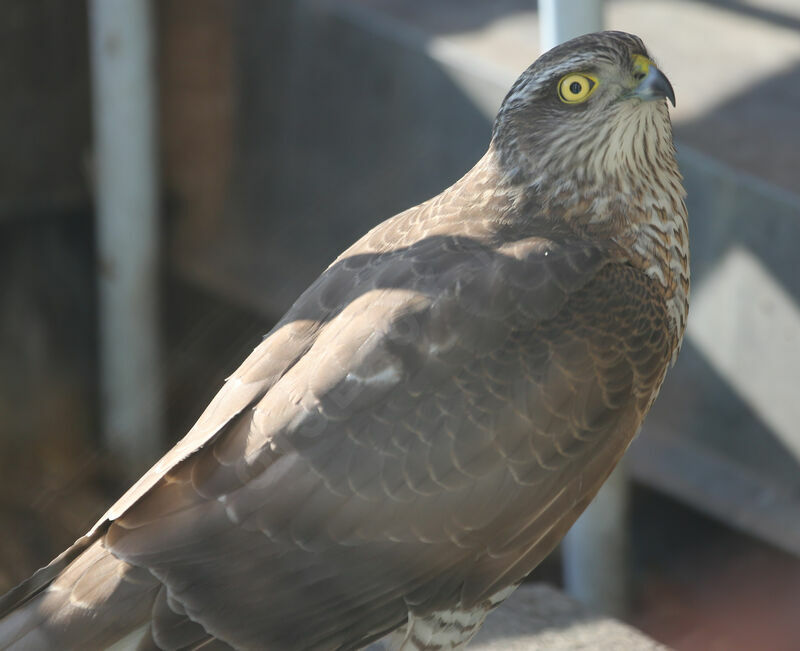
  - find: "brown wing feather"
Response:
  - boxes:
[0,201,673,650]
[101,250,671,648]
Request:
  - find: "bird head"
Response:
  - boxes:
[492,31,678,197]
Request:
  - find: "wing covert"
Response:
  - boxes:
[99,231,674,648]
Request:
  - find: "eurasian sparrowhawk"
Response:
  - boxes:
[0,31,688,650]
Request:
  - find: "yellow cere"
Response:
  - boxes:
[557,73,599,104]
[632,54,652,79]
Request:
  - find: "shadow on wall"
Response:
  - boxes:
[692,0,800,33]
[349,0,533,37]
[674,61,800,194]
[186,0,496,318]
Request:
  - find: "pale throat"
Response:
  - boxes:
[489,103,691,346]
[570,105,689,346]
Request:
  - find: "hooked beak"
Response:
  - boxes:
[634,64,676,107]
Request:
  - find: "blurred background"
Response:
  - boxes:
[1,0,799,648]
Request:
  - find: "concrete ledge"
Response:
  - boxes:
[472,584,667,650]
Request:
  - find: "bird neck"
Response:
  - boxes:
[475,133,689,350]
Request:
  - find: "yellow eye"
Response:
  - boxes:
[558,73,598,104]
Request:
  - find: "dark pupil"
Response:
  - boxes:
[569,81,583,94]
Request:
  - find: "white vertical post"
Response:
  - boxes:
[89,0,162,474]
[539,0,604,52]
[538,0,630,617]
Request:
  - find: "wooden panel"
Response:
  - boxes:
[0,0,91,219]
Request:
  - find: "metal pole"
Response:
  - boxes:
[562,462,630,617]
[539,0,604,52]
[89,0,162,474]
[538,0,630,617]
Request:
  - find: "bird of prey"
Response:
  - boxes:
[0,31,688,650]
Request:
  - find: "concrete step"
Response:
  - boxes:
[472,583,667,650]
